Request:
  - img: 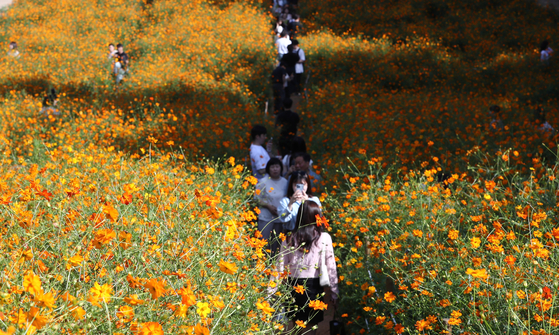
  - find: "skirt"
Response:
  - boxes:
[287,277,325,324]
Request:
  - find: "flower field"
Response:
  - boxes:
[0,0,559,334]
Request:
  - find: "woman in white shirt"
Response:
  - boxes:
[277,171,321,232]
[256,158,288,254]
[272,200,339,333]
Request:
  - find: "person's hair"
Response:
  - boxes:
[265,157,283,176]
[287,170,313,198]
[9,41,17,49]
[489,105,501,117]
[251,124,267,140]
[287,44,294,53]
[283,98,293,109]
[291,39,299,46]
[292,14,299,20]
[47,88,57,99]
[293,151,311,163]
[108,43,114,48]
[116,43,123,48]
[291,136,307,154]
[287,200,324,251]
[540,40,549,52]
[534,107,546,123]
[280,31,287,38]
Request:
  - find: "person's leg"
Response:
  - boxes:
[273,83,284,114]
[294,73,302,94]
[114,61,121,76]
[258,219,273,241]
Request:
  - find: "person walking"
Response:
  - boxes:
[291,40,305,95]
[272,62,290,114]
[276,31,292,60]
[270,200,339,335]
[281,44,299,97]
[255,158,288,254]
[276,98,300,157]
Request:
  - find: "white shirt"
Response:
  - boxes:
[256,176,288,222]
[278,196,322,231]
[276,37,292,56]
[540,121,554,133]
[293,47,305,74]
[250,144,270,180]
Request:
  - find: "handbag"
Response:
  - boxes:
[319,233,330,287]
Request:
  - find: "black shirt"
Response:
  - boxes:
[42,90,58,108]
[115,52,129,68]
[276,109,300,137]
[287,21,302,37]
[271,66,287,84]
[281,52,299,71]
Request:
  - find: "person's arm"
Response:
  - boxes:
[278,197,297,223]
[253,147,270,177]
[256,182,278,216]
[297,49,305,63]
[323,234,339,300]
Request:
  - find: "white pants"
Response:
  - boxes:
[114,62,126,83]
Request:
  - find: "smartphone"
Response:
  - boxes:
[296,184,304,191]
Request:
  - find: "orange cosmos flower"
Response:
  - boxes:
[35,189,53,201]
[137,322,164,335]
[23,271,42,296]
[88,282,113,307]
[315,214,329,228]
[415,319,432,331]
[294,285,305,294]
[384,291,396,303]
[308,300,328,310]
[117,305,134,322]
[466,268,489,280]
[144,278,167,300]
[124,294,145,306]
[0,326,15,335]
[194,324,210,335]
[256,299,275,315]
[218,260,238,275]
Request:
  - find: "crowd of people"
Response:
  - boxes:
[250,3,338,334]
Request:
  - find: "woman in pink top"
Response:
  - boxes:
[275,200,339,333]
